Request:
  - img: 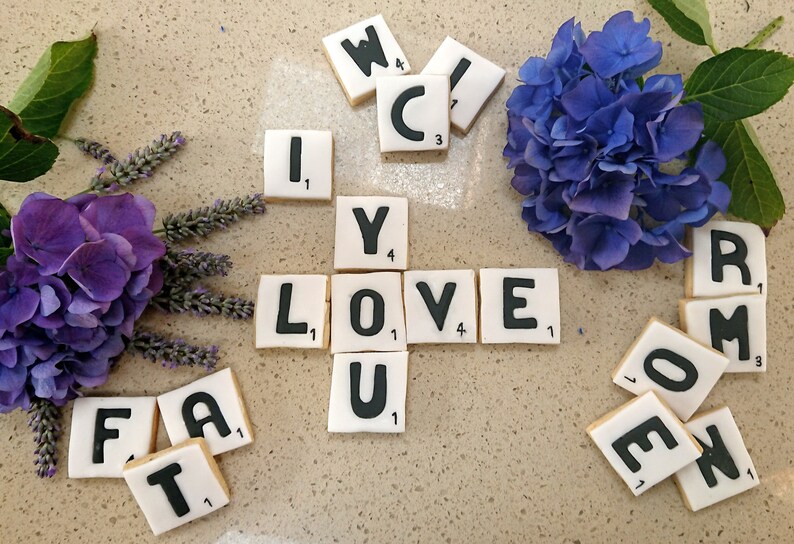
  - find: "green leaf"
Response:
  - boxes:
[0,105,59,182]
[648,0,709,46]
[704,117,785,229]
[670,0,716,51]
[0,203,11,267]
[7,33,97,138]
[684,48,794,121]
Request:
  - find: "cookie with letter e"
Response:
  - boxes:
[322,14,411,105]
[255,274,329,349]
[123,437,230,536]
[587,391,702,496]
[686,220,767,298]
[68,396,158,478]
[673,406,760,511]
[403,269,478,344]
[376,74,450,152]
[157,368,254,456]
[611,318,729,421]
[334,195,408,271]
[263,130,333,201]
[328,351,408,433]
[478,268,560,344]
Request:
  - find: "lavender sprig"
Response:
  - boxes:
[128,330,219,370]
[159,194,265,243]
[89,131,185,193]
[152,287,254,319]
[161,249,232,289]
[74,137,117,164]
[27,399,62,478]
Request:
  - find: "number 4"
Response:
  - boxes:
[395,58,405,70]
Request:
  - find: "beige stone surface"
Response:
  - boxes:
[1,0,793,542]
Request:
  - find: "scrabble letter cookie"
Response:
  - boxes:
[123,438,230,535]
[328,351,408,433]
[404,269,477,344]
[376,75,450,152]
[68,397,158,478]
[255,274,329,348]
[334,196,408,270]
[263,130,333,201]
[157,368,254,455]
[587,391,702,496]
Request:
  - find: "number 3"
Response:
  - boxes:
[435,134,443,145]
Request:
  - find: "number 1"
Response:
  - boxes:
[392,412,398,425]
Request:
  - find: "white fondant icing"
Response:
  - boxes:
[420,36,505,133]
[587,391,702,496]
[328,351,408,433]
[255,274,329,348]
[330,272,407,354]
[322,14,411,105]
[478,268,560,344]
[157,368,253,455]
[263,130,333,201]
[611,318,729,421]
[688,220,767,297]
[376,74,450,152]
[123,438,230,535]
[404,269,477,344]
[68,396,158,479]
[680,294,767,373]
[334,196,409,271]
[674,406,760,511]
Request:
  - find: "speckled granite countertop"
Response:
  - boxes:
[1,1,793,542]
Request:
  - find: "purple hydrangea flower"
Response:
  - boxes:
[504,11,730,270]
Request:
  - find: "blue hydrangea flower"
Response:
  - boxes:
[504,11,730,271]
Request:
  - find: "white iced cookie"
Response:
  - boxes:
[376,74,450,152]
[334,195,408,271]
[421,36,505,134]
[478,268,560,344]
[263,130,333,201]
[611,318,729,421]
[686,220,767,297]
[328,351,408,433]
[255,274,329,349]
[673,406,760,511]
[679,294,767,373]
[403,269,477,344]
[322,14,410,105]
[330,272,407,354]
[123,437,230,536]
[587,391,702,496]
[157,368,254,456]
[68,396,158,478]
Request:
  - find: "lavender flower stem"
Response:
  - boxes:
[152,287,255,319]
[159,194,265,243]
[74,138,117,164]
[128,330,219,370]
[27,399,62,478]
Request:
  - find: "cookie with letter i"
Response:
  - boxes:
[673,406,760,511]
[611,318,729,421]
[403,269,478,344]
[376,74,450,152]
[322,14,410,105]
[123,438,230,536]
[328,351,408,433]
[255,274,329,349]
[478,268,560,344]
[421,36,506,134]
[330,272,407,354]
[686,220,767,297]
[334,196,408,271]
[263,130,333,201]
[679,294,767,373]
[157,368,254,455]
[587,391,702,496]
[68,397,158,478]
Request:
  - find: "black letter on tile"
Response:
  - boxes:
[93,408,132,464]
[350,362,388,419]
[289,137,302,183]
[353,207,389,254]
[391,86,425,141]
[450,58,472,90]
[276,283,308,334]
[612,416,679,473]
[350,289,385,336]
[711,230,751,285]
[341,25,388,77]
[182,392,232,439]
[503,277,537,329]
[709,305,750,361]
[643,348,699,392]
[147,463,190,517]
[695,425,740,488]
[416,281,457,331]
